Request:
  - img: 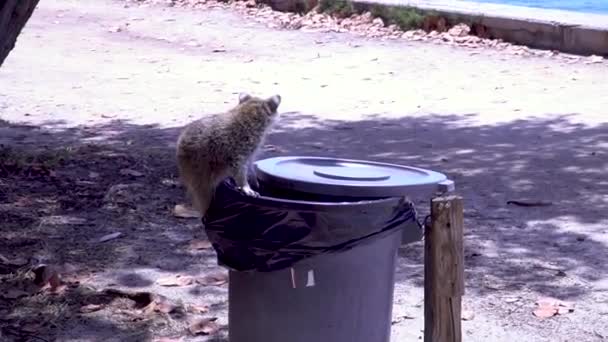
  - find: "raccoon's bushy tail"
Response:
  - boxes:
[177,159,215,219]
[186,173,215,218]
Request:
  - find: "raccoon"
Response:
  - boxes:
[176,93,281,218]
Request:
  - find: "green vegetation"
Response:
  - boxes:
[318,0,431,31]
[318,0,357,18]
[0,146,69,177]
[368,5,426,31]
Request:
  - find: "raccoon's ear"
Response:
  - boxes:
[266,95,281,112]
[238,93,252,104]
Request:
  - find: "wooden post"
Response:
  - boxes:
[0,0,41,68]
[424,195,464,342]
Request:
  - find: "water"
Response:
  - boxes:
[473,0,608,14]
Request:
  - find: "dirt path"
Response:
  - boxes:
[0,0,607,341]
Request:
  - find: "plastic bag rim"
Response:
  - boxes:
[214,180,409,213]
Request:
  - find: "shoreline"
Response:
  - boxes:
[351,0,608,55]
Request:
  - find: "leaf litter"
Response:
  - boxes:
[156,272,228,287]
[157,274,196,287]
[189,317,221,336]
[0,140,211,340]
[173,204,200,218]
[97,232,123,243]
[196,272,228,287]
[188,239,212,251]
[533,297,575,318]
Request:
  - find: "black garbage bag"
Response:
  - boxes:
[203,179,421,273]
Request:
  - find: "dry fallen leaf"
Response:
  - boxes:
[586,55,604,64]
[462,309,475,321]
[189,239,212,250]
[537,297,560,307]
[156,297,178,314]
[157,274,195,287]
[533,297,575,318]
[187,303,210,314]
[503,297,520,303]
[189,317,220,336]
[173,204,200,218]
[145,294,179,314]
[80,304,104,313]
[98,232,123,243]
[120,169,144,177]
[533,305,558,318]
[197,272,228,286]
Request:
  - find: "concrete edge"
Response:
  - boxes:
[350,0,608,56]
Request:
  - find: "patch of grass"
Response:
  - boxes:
[0,146,71,170]
[0,146,74,179]
[318,0,357,18]
[318,0,432,31]
[369,5,426,31]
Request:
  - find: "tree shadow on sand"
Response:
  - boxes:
[269,112,608,300]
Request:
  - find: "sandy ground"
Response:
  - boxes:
[0,0,607,341]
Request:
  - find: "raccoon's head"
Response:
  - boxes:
[238,93,281,116]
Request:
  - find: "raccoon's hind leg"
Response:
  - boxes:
[232,163,259,197]
[246,159,260,190]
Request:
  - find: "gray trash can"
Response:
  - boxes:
[203,156,451,342]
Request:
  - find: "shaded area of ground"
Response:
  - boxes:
[0,119,230,341]
[1,110,606,340]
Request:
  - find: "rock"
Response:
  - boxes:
[360,12,374,24]
[448,23,470,37]
[586,55,604,64]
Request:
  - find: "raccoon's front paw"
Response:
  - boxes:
[239,185,259,198]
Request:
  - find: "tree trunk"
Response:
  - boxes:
[0,0,40,68]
